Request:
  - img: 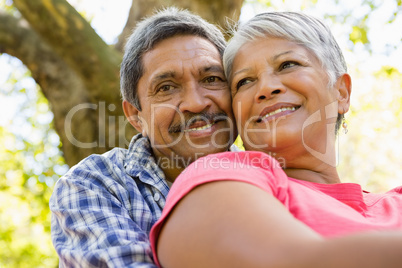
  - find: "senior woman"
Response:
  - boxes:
[150,12,402,268]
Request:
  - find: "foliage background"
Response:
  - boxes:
[0,0,401,267]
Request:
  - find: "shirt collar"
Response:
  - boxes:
[124,134,238,190]
[124,134,169,191]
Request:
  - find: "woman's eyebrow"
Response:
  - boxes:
[272,50,292,61]
[232,67,251,78]
[232,50,298,78]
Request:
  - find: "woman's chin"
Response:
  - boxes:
[243,129,302,150]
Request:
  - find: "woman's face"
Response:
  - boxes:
[231,37,348,167]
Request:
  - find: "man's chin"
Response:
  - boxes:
[191,144,230,157]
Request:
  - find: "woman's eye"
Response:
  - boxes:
[236,78,252,90]
[281,61,298,70]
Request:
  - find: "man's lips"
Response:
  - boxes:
[168,112,228,133]
[257,103,300,123]
[183,121,215,133]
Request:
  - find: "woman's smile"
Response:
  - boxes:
[257,103,301,123]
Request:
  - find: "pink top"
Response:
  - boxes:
[150,151,402,267]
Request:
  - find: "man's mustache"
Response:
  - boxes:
[168,111,229,133]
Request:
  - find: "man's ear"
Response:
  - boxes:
[123,100,146,136]
[335,73,352,114]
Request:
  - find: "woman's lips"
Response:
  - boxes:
[257,104,300,123]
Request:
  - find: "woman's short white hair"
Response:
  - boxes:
[223,11,348,134]
[223,11,347,87]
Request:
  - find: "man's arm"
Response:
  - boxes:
[50,165,158,268]
[156,181,402,268]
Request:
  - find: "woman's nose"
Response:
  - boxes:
[255,74,286,102]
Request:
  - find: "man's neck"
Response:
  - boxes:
[162,165,185,184]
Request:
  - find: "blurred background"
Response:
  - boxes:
[0,0,401,267]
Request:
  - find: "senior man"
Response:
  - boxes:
[50,7,235,267]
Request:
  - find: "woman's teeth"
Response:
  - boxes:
[260,107,296,120]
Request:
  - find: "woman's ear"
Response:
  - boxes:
[335,73,352,114]
[122,100,147,136]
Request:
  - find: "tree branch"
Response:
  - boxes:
[13,0,122,105]
[0,11,129,166]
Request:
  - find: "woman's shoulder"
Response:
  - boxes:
[172,151,289,198]
[189,150,282,171]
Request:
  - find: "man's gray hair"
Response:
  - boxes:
[120,7,226,110]
[223,11,348,133]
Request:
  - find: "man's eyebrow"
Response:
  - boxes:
[200,65,224,75]
[150,71,176,87]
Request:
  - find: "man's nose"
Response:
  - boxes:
[179,84,212,113]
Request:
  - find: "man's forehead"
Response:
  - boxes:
[153,64,224,77]
[139,35,224,85]
[148,64,224,86]
[145,35,220,60]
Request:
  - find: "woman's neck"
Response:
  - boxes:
[283,165,341,184]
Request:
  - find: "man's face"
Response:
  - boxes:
[125,35,235,166]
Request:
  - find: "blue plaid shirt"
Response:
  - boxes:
[50,134,170,267]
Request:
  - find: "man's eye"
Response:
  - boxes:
[236,78,252,90]
[157,85,174,93]
[204,76,222,83]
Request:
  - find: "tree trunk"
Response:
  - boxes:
[116,0,244,52]
[0,0,244,166]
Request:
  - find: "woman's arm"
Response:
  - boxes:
[156,181,402,268]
